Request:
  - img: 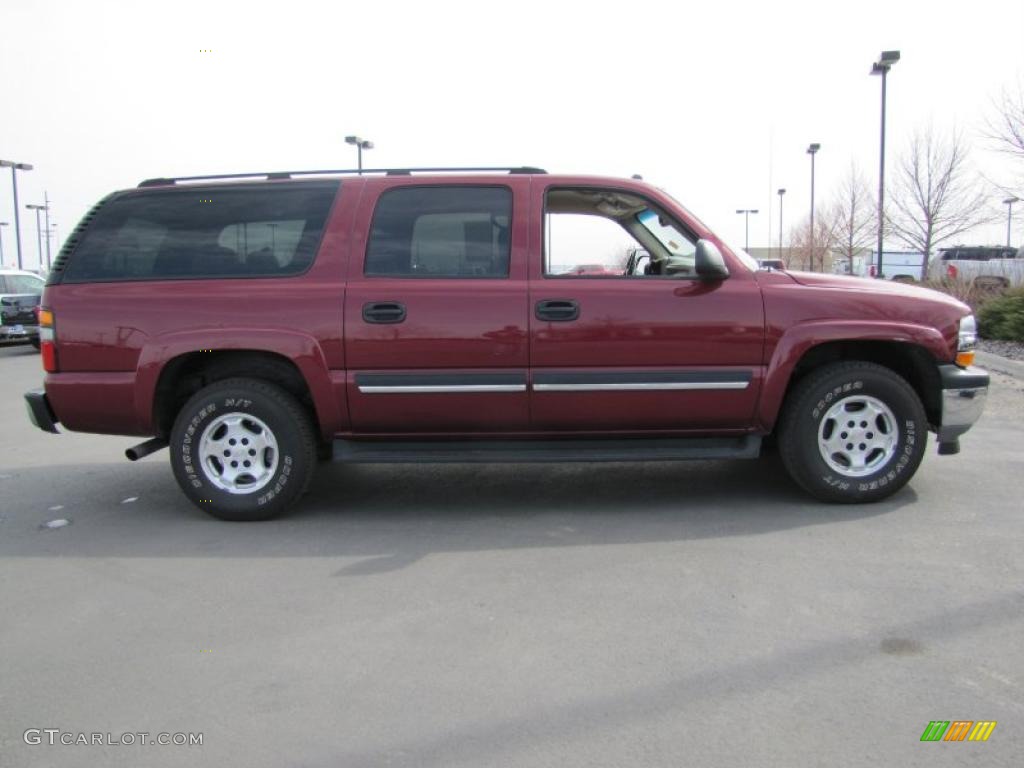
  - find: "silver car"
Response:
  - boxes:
[0,269,46,349]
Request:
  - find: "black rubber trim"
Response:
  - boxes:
[24,389,59,434]
[938,364,990,390]
[355,372,527,388]
[333,436,762,463]
[532,370,752,386]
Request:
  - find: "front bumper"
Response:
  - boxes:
[25,388,59,434]
[937,364,989,447]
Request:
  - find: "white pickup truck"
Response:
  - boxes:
[928,245,1024,286]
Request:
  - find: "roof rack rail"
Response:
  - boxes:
[138,166,547,188]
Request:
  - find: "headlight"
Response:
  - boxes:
[956,314,976,367]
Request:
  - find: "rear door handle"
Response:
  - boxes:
[535,299,579,322]
[362,301,407,324]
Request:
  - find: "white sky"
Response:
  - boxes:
[1,0,1022,271]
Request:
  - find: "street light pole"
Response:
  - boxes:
[345,135,374,174]
[777,189,786,262]
[871,50,900,279]
[807,143,820,271]
[43,191,52,269]
[0,159,34,270]
[1005,197,1020,247]
[26,204,46,271]
[736,209,759,252]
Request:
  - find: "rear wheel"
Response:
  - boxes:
[778,362,927,503]
[30,338,41,351]
[169,378,316,521]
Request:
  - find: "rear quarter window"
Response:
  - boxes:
[59,182,338,283]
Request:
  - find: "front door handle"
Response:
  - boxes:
[362,301,407,324]
[535,299,579,322]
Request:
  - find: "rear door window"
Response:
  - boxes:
[60,182,338,283]
[365,186,512,278]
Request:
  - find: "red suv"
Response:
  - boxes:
[25,167,988,520]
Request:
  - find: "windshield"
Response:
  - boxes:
[649,191,758,272]
[636,209,696,260]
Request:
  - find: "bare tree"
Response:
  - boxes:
[888,125,994,274]
[787,214,838,272]
[829,163,877,274]
[985,79,1024,194]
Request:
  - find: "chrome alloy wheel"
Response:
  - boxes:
[197,412,279,494]
[816,395,898,477]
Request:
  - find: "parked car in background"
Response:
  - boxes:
[757,258,786,271]
[0,268,45,349]
[928,245,1024,287]
[875,251,924,282]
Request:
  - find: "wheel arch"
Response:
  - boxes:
[759,323,947,432]
[135,331,345,439]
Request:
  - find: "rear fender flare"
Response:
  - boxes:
[134,329,343,435]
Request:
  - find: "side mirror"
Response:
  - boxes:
[694,239,730,280]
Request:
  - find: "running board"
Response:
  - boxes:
[332,436,762,464]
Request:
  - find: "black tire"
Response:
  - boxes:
[316,440,333,462]
[169,378,316,521]
[30,338,41,351]
[777,362,927,503]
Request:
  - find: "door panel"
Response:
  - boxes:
[528,184,765,432]
[529,279,764,430]
[344,178,530,434]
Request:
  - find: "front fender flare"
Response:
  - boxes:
[757,320,948,430]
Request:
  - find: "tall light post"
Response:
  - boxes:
[871,50,900,279]
[1005,197,1020,247]
[26,204,47,271]
[0,159,34,270]
[807,143,820,271]
[0,221,7,265]
[345,135,374,174]
[43,191,53,269]
[777,188,786,261]
[736,209,759,251]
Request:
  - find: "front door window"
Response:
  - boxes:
[544,188,699,278]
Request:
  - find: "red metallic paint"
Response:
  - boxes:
[528,178,765,430]
[40,172,974,443]
[134,329,343,435]
[754,269,967,429]
[342,176,531,432]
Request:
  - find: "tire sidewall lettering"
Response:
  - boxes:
[812,380,863,420]
[176,396,292,498]
[181,403,216,489]
[813,381,917,491]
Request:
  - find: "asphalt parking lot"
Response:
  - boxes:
[0,342,1021,768]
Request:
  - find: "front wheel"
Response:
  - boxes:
[169,378,316,521]
[777,362,927,503]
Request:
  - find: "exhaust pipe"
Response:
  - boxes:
[126,437,169,461]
